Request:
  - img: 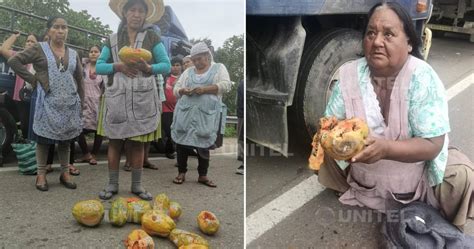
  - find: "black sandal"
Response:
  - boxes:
[173,174,185,184]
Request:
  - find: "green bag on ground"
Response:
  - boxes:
[11,141,37,175]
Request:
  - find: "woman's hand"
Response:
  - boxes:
[192,86,205,95]
[179,87,194,96]
[114,63,138,78]
[351,136,390,164]
[131,58,152,74]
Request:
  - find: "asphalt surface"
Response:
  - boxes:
[247,35,474,248]
[0,138,243,249]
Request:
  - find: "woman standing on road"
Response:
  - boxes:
[96,0,170,200]
[73,45,104,166]
[317,2,474,230]
[9,16,84,191]
[0,32,39,138]
[171,42,232,188]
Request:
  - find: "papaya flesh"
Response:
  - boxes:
[197,211,220,235]
[124,229,154,249]
[309,117,369,170]
[118,46,152,65]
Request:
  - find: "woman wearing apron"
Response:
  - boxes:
[171,42,232,188]
[317,2,474,230]
[9,16,84,191]
[96,0,170,200]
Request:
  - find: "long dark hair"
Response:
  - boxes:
[365,2,423,60]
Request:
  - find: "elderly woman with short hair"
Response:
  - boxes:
[171,42,231,187]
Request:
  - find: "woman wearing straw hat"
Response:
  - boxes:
[96,0,170,200]
[171,42,232,187]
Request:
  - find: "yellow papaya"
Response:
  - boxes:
[179,244,209,249]
[153,193,170,214]
[169,229,209,248]
[124,229,154,249]
[109,197,128,227]
[141,210,176,237]
[118,46,152,65]
[309,117,369,170]
[72,200,104,227]
[169,201,182,219]
[197,211,220,235]
[127,199,152,224]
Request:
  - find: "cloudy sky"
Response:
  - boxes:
[69,0,245,48]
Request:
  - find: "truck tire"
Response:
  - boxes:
[292,29,363,143]
[0,107,17,157]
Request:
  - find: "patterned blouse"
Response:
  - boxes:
[325,58,450,186]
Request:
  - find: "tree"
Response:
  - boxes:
[0,0,112,56]
[215,34,244,116]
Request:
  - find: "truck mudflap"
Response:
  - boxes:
[246,16,306,156]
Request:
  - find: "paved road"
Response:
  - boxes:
[247,35,474,248]
[0,138,243,248]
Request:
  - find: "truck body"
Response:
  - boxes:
[246,0,432,155]
[428,0,474,41]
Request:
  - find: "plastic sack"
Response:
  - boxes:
[141,209,176,237]
[109,197,128,227]
[11,141,37,175]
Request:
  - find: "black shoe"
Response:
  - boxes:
[165,152,176,159]
[60,175,77,189]
[36,178,49,191]
[235,165,244,175]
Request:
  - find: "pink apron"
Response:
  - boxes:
[337,56,439,212]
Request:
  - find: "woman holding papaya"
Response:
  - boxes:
[96,0,170,200]
[316,2,473,230]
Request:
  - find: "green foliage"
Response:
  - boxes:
[224,125,237,138]
[0,0,112,56]
[215,34,244,116]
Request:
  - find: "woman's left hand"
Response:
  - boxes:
[351,136,390,164]
[131,58,152,74]
[192,86,205,95]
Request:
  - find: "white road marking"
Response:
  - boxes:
[246,175,323,245]
[447,73,474,101]
[245,72,473,246]
[0,152,236,173]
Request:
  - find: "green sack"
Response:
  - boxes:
[11,141,37,175]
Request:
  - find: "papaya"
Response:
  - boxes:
[141,209,176,237]
[127,198,152,224]
[169,229,209,248]
[197,211,220,235]
[179,244,209,249]
[153,193,170,214]
[169,201,182,219]
[118,46,152,65]
[309,117,369,170]
[124,229,154,249]
[109,197,128,227]
[72,200,104,227]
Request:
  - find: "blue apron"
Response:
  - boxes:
[171,63,223,148]
[32,42,82,141]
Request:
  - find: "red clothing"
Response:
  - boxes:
[163,75,178,113]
